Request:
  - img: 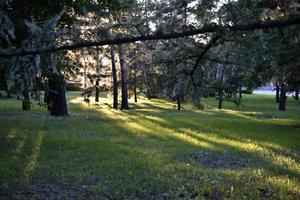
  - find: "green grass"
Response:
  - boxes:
[0,92,300,199]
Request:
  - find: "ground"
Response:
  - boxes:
[0,92,299,199]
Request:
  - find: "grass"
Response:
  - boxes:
[0,92,299,199]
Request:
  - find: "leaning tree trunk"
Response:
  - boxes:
[295,87,299,101]
[110,47,118,109]
[22,90,31,111]
[118,45,129,110]
[95,78,100,102]
[278,83,286,111]
[47,75,68,116]
[275,83,280,103]
[239,85,242,99]
[218,89,224,109]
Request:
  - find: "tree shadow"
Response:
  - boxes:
[1,94,300,199]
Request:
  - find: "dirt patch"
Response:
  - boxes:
[181,150,266,169]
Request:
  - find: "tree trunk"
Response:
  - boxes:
[295,87,299,101]
[6,90,12,98]
[5,82,12,98]
[47,75,69,116]
[232,89,240,108]
[218,89,224,109]
[177,96,181,110]
[239,85,242,99]
[276,83,280,103]
[134,83,137,103]
[278,83,286,111]
[95,78,100,102]
[44,88,50,110]
[22,90,30,111]
[118,45,129,110]
[232,90,237,102]
[44,89,48,104]
[110,47,118,109]
[134,74,137,103]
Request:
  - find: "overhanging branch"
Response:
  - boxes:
[1,15,300,58]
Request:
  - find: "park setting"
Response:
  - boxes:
[0,0,300,199]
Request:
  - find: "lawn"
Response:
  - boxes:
[0,92,299,199]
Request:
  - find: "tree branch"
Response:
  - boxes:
[1,15,300,58]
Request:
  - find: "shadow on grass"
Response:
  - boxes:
[0,93,300,199]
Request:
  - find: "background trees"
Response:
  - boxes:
[0,0,299,114]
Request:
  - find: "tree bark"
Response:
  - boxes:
[118,45,129,110]
[276,83,280,103]
[218,89,224,109]
[278,83,286,111]
[110,47,118,109]
[95,78,100,102]
[47,75,69,116]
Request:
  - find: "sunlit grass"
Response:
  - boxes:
[0,92,299,199]
[24,131,44,181]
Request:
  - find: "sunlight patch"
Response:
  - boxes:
[24,131,44,181]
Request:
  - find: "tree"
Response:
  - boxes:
[1,0,300,115]
[0,0,123,115]
[110,46,118,109]
[118,45,129,110]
